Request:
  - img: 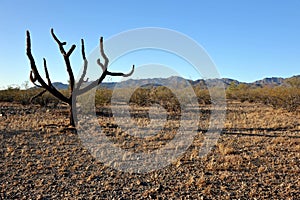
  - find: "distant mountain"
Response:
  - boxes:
[112,75,298,89]
[253,77,286,87]
[29,75,299,90]
[52,82,69,90]
[29,82,69,90]
[112,76,191,89]
[190,78,244,89]
[98,82,116,89]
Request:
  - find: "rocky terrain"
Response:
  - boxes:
[0,102,299,199]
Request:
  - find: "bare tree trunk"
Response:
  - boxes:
[69,104,75,127]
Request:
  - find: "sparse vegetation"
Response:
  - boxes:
[0,76,299,199]
[1,82,299,112]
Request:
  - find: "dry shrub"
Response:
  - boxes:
[193,86,211,105]
[226,85,300,112]
[0,88,63,107]
[95,89,112,106]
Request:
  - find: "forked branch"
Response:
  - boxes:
[50,28,76,92]
[76,37,134,95]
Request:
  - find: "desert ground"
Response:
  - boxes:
[0,101,299,199]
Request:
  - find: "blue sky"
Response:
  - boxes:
[0,0,299,88]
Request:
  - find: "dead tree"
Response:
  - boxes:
[26,28,134,127]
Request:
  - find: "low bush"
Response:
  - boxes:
[226,85,300,112]
[1,83,299,112]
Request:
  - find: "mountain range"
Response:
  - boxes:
[48,75,299,90]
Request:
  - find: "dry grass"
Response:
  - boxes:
[0,101,299,199]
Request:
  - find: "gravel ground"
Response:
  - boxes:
[0,102,299,199]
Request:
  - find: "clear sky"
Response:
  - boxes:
[0,0,299,89]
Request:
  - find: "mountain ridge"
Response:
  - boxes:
[34,75,300,90]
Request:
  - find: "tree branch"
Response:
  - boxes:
[75,39,88,91]
[51,28,76,93]
[26,30,70,103]
[29,71,42,88]
[107,65,135,77]
[97,59,106,71]
[99,37,109,69]
[43,58,52,86]
[30,89,47,103]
